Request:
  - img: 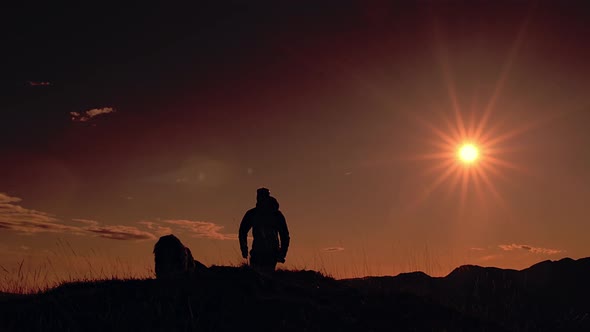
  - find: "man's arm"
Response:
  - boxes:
[277,211,290,260]
[238,211,252,258]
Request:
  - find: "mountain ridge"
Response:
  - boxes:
[0,257,588,331]
[344,257,590,331]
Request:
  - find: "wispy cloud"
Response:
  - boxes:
[28,81,50,86]
[71,218,99,226]
[163,220,237,240]
[0,193,21,204]
[70,107,115,122]
[470,247,486,251]
[73,219,160,241]
[1,192,241,243]
[478,254,503,262]
[85,225,156,241]
[1,192,157,241]
[137,221,173,236]
[0,193,82,234]
[498,243,564,255]
[322,247,345,252]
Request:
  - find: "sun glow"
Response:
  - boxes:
[458,144,479,163]
[403,98,547,212]
[406,111,528,211]
[400,16,552,212]
[405,92,540,211]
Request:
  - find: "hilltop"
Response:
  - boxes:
[1,258,589,331]
[345,257,590,331]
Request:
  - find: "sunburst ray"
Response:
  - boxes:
[407,12,543,213]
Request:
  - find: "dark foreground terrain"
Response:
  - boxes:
[1,258,589,332]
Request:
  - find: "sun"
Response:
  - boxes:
[458,144,479,163]
[404,103,542,212]
[396,17,556,212]
[404,96,541,211]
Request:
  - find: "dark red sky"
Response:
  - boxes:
[1,1,590,284]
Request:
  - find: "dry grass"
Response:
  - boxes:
[1,239,457,294]
[0,240,153,294]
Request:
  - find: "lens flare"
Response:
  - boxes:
[396,15,557,212]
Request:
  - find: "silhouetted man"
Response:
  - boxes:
[239,188,290,272]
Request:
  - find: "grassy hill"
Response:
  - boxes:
[1,258,589,331]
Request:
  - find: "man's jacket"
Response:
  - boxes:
[239,204,290,258]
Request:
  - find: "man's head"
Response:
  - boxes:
[256,187,270,201]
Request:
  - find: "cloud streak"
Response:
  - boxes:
[0,193,82,234]
[70,107,115,122]
[85,225,156,241]
[0,193,22,204]
[137,221,173,236]
[71,218,99,226]
[478,254,503,262]
[498,243,564,255]
[1,192,239,243]
[1,193,156,241]
[322,247,345,252]
[28,81,50,86]
[163,220,237,240]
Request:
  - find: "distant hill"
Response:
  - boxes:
[0,258,589,331]
[345,257,590,331]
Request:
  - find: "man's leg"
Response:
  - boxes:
[250,252,277,273]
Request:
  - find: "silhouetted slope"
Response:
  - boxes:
[0,266,501,332]
[1,258,588,331]
[345,257,590,331]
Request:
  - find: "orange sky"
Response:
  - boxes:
[1,1,590,289]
